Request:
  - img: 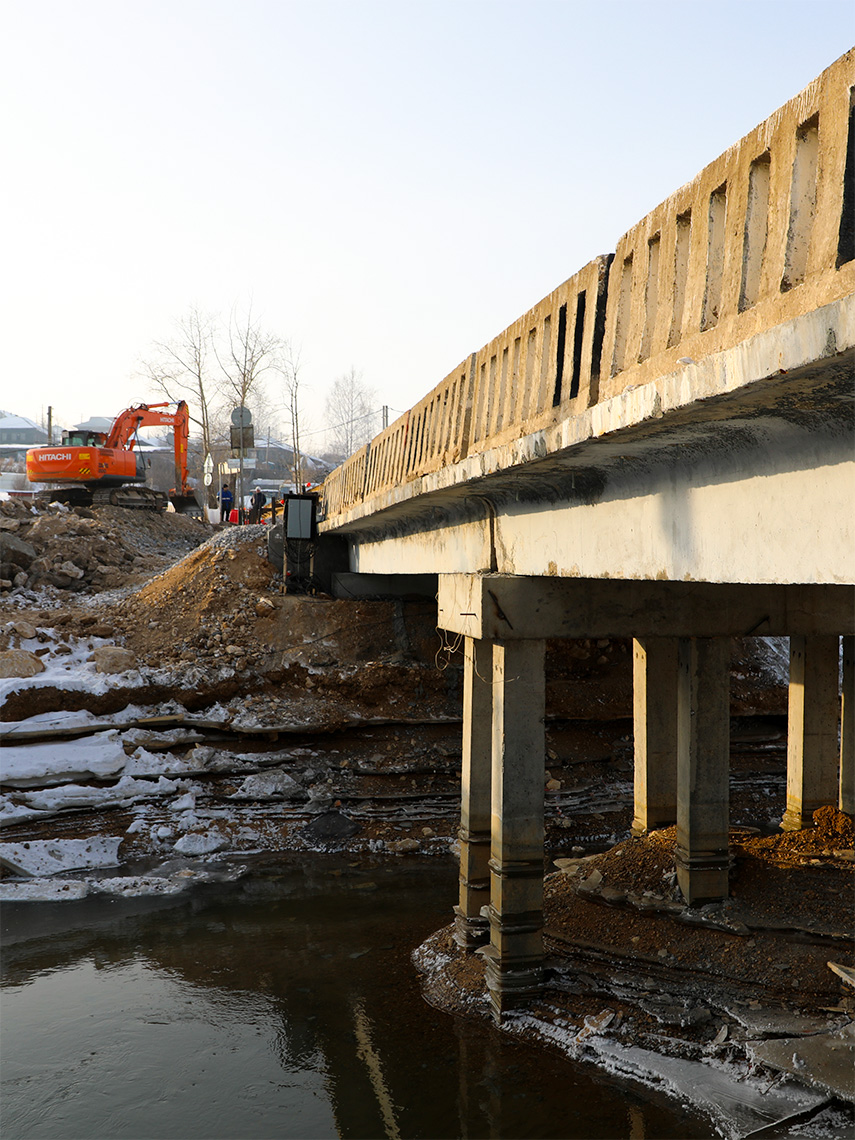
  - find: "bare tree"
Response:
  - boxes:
[141,307,219,465]
[214,307,285,510]
[216,307,282,415]
[324,366,377,459]
[280,345,305,490]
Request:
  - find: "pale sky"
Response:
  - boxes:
[2,0,852,445]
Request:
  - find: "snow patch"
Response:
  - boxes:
[173,831,227,855]
[0,878,91,902]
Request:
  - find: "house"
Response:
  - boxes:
[0,412,50,456]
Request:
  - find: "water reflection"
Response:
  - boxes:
[1,856,705,1139]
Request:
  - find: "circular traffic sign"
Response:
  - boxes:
[231,406,252,427]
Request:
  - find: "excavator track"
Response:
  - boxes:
[91,486,168,511]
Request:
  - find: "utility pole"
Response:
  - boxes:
[46,406,53,445]
[382,405,389,431]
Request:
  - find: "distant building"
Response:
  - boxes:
[0,411,53,463]
[0,411,49,447]
[73,416,114,435]
[215,432,334,486]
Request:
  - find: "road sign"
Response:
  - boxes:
[231,406,252,428]
[203,453,213,474]
[203,473,213,487]
[230,425,255,451]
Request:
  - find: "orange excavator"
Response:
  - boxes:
[26,401,199,513]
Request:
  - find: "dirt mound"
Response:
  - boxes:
[81,527,457,720]
[113,529,278,669]
[0,499,208,595]
[741,806,855,859]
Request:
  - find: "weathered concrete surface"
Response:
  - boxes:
[782,635,841,830]
[454,638,492,949]
[674,638,730,905]
[435,574,854,641]
[484,639,546,1018]
[632,637,679,833]
[331,572,437,599]
[326,303,854,588]
[840,636,855,815]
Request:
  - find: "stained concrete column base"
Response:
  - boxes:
[455,826,491,948]
[780,805,824,832]
[483,904,543,1022]
[453,906,490,949]
[675,847,730,905]
[631,815,675,837]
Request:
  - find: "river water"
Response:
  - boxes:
[1,856,707,1139]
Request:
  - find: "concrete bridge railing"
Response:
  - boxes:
[322,48,854,524]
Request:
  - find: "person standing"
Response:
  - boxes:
[220,483,233,523]
[249,486,266,524]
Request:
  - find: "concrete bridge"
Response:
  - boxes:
[319,51,855,1019]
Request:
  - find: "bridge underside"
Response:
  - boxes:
[437,576,853,1018]
[320,303,855,1020]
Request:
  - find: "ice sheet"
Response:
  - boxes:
[0,836,122,876]
[0,731,128,786]
[20,775,180,814]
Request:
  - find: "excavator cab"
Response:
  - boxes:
[61,430,106,447]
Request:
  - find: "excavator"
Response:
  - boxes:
[26,401,200,513]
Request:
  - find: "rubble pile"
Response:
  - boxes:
[0,499,207,595]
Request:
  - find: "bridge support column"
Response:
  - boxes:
[454,637,493,949]
[841,637,854,817]
[484,639,545,1022]
[675,638,731,905]
[631,637,679,834]
[781,636,840,831]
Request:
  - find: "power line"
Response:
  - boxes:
[299,407,384,439]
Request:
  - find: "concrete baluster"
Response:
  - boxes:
[484,639,545,1021]
[631,637,679,834]
[454,637,493,949]
[782,635,841,831]
[675,637,731,905]
[839,636,854,817]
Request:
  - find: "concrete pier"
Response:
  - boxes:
[632,637,679,834]
[674,638,731,905]
[782,636,841,831]
[484,639,545,1021]
[839,636,854,817]
[454,637,493,949]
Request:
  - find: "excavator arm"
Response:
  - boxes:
[105,402,191,497]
